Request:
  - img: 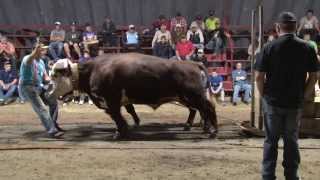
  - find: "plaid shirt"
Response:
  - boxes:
[170,17,187,32]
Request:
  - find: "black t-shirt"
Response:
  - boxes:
[66,31,81,43]
[255,34,320,108]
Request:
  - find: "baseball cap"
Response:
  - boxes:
[55,21,61,25]
[278,12,297,23]
[176,24,182,28]
[129,24,135,29]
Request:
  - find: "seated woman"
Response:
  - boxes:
[82,23,99,57]
[187,22,204,49]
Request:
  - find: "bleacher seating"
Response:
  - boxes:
[1,25,255,93]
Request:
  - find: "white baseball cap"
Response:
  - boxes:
[129,24,135,29]
[55,21,61,25]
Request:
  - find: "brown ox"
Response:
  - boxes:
[48,53,218,139]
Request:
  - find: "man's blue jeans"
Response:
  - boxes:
[20,85,58,134]
[0,85,17,101]
[49,41,64,60]
[233,83,251,103]
[262,98,301,180]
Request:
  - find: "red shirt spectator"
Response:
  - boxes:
[175,37,195,60]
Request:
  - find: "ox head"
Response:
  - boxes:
[47,59,77,100]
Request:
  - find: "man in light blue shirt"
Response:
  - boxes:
[19,43,63,137]
[232,63,252,105]
[123,24,140,52]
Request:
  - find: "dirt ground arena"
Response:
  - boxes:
[0,102,319,180]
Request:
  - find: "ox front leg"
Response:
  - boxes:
[107,104,130,139]
[125,104,141,127]
[199,98,218,138]
[184,109,197,131]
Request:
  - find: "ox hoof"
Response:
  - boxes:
[183,126,191,131]
[209,131,218,139]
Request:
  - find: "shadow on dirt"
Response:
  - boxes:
[23,122,214,142]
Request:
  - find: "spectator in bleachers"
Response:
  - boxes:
[232,63,251,105]
[82,23,99,56]
[205,10,220,34]
[152,15,171,32]
[171,24,186,48]
[102,16,117,47]
[0,36,16,57]
[0,36,17,72]
[298,9,319,40]
[0,61,18,105]
[170,12,188,32]
[174,34,195,61]
[187,22,204,49]
[191,48,208,67]
[123,24,140,51]
[152,24,173,59]
[206,28,227,57]
[49,21,65,61]
[191,15,205,32]
[209,71,225,105]
[64,22,82,60]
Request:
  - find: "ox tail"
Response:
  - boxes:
[196,63,209,89]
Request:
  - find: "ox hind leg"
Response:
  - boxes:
[125,104,141,127]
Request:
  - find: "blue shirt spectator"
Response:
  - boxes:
[209,73,223,90]
[0,62,18,103]
[232,69,248,86]
[0,67,17,84]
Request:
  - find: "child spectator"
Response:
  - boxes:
[102,17,117,47]
[209,71,225,105]
[232,63,252,105]
[123,24,140,52]
[170,12,188,32]
[0,62,18,105]
[64,22,82,60]
[152,24,172,58]
[174,35,195,60]
[49,21,65,61]
[187,22,204,49]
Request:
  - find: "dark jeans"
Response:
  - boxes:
[153,43,173,59]
[49,41,64,61]
[103,33,117,46]
[262,98,301,180]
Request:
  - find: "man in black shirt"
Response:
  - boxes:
[64,22,82,60]
[255,12,319,180]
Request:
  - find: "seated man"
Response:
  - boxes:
[64,22,82,60]
[49,21,65,61]
[298,9,319,40]
[175,35,195,60]
[209,71,225,105]
[101,16,117,47]
[152,24,172,59]
[187,22,204,49]
[205,10,220,39]
[82,23,99,56]
[0,61,17,105]
[232,63,252,105]
[122,24,140,51]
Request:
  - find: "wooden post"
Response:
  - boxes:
[258,5,264,130]
[250,10,256,127]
